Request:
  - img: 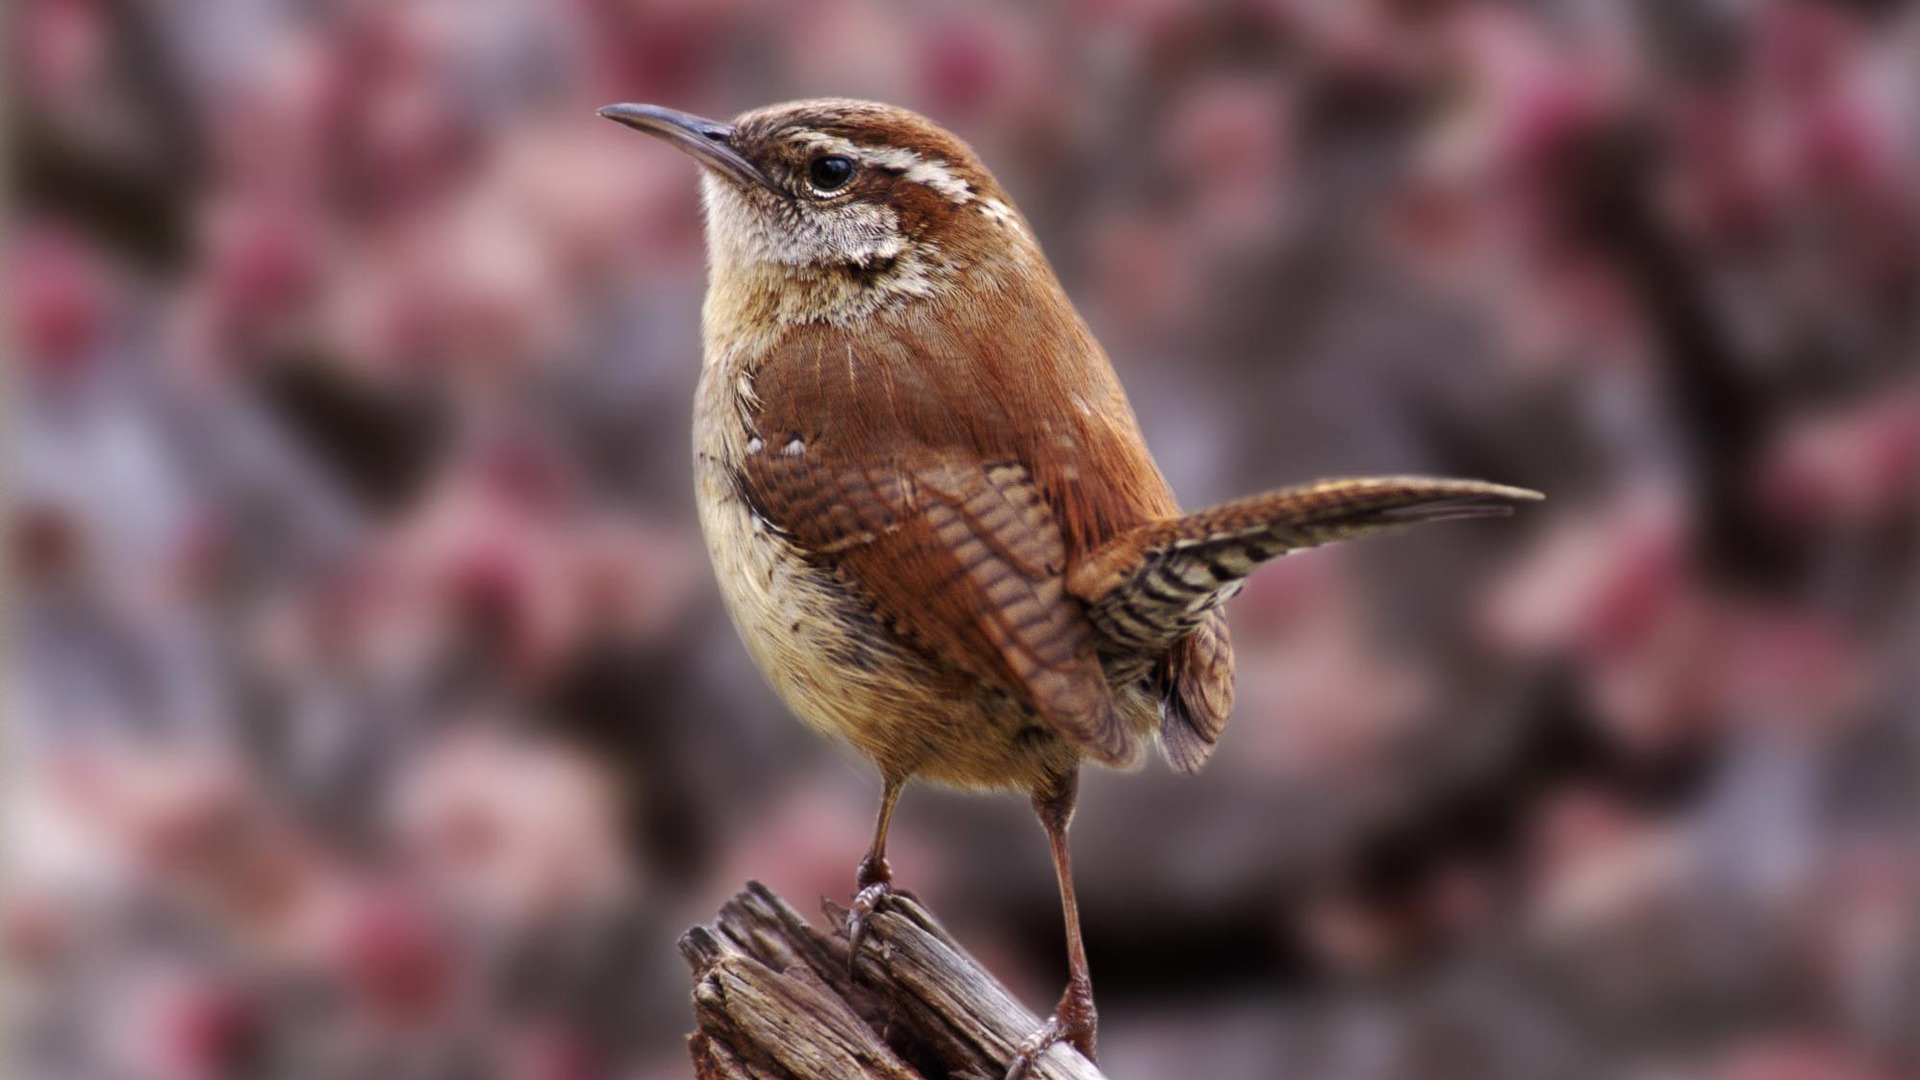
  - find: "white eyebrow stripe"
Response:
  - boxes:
[978,197,1028,240]
[857,146,973,203]
[791,134,974,204]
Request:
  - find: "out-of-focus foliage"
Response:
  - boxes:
[8,1,1920,1078]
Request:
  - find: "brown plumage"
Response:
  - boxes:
[602,98,1541,1076]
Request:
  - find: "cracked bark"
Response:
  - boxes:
[681,882,1107,1080]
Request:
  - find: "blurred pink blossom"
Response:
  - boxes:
[393,726,635,929]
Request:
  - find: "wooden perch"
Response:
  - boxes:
[681,882,1107,1080]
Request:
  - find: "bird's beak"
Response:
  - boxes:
[597,103,781,195]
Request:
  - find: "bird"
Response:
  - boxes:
[600,97,1540,1077]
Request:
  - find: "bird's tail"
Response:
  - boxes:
[1071,476,1540,655]
[1070,477,1541,769]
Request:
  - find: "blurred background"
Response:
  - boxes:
[8,0,1920,1077]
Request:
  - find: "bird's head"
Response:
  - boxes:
[600,99,1039,320]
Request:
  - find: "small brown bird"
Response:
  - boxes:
[602,98,1539,1075]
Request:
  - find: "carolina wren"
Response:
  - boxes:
[602,98,1539,1075]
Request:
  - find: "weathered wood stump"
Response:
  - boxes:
[682,882,1107,1080]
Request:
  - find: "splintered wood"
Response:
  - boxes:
[682,882,1106,1080]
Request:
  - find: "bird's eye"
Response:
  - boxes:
[807,155,856,193]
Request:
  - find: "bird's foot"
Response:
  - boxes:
[845,880,895,971]
[1003,980,1096,1080]
[845,855,908,978]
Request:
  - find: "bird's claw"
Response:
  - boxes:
[1004,979,1095,1080]
[1002,1015,1065,1080]
[844,879,896,977]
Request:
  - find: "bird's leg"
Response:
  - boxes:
[1005,771,1096,1080]
[846,776,905,974]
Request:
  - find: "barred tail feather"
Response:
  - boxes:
[1072,477,1542,659]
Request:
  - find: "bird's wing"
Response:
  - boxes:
[1070,477,1543,657]
[738,444,1133,766]
[730,301,1181,770]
